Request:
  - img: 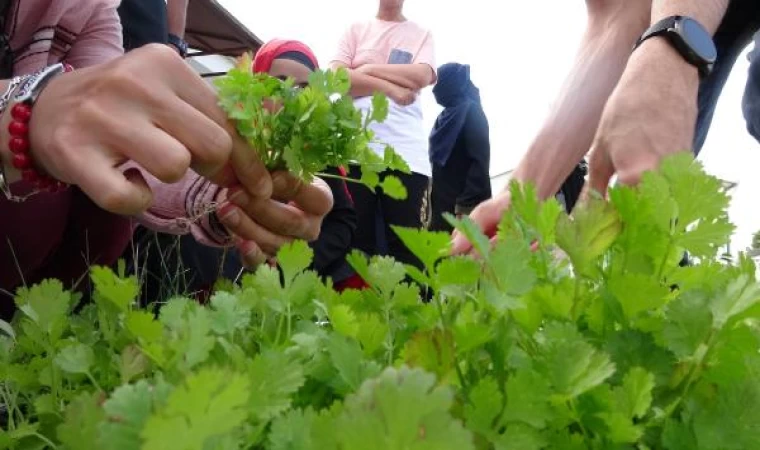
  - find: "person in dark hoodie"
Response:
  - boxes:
[428,63,491,233]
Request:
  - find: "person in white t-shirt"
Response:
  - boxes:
[330,0,436,269]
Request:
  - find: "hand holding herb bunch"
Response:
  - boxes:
[216,54,410,200]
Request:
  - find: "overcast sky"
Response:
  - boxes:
[220,0,760,253]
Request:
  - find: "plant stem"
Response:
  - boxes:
[657,237,674,281]
[433,289,469,398]
[86,372,104,393]
[568,399,592,445]
[32,432,58,449]
[570,277,582,320]
[0,385,15,429]
[315,172,361,185]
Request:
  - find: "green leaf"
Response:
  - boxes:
[528,281,574,321]
[465,377,503,437]
[336,366,475,450]
[663,291,713,358]
[209,291,251,336]
[327,334,381,395]
[710,275,760,328]
[493,424,547,450]
[509,181,563,245]
[605,330,675,387]
[662,419,698,450]
[679,217,734,258]
[58,392,105,450]
[277,240,314,284]
[598,412,642,443]
[617,367,654,419]
[536,322,616,400]
[489,237,537,296]
[91,266,139,313]
[367,256,407,295]
[380,175,407,200]
[100,381,157,450]
[447,214,492,259]
[556,194,621,277]
[501,370,553,429]
[142,369,250,450]
[356,313,389,356]
[692,381,760,449]
[402,330,456,382]
[126,311,163,343]
[55,342,94,375]
[15,279,73,336]
[391,227,451,272]
[370,91,389,123]
[120,345,149,384]
[268,408,321,450]
[248,351,305,422]
[329,304,359,338]
[435,256,481,288]
[608,273,669,320]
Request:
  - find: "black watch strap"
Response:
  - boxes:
[635,16,679,50]
[634,16,715,79]
[167,33,188,58]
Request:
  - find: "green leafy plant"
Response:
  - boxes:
[1,153,759,449]
[215,54,410,199]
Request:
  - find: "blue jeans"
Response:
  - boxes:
[694,0,760,152]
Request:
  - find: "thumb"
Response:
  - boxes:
[587,148,614,200]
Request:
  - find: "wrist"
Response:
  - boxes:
[628,37,700,96]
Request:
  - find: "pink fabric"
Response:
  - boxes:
[331,19,435,70]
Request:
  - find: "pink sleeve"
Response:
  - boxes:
[66,1,124,67]
[414,31,436,79]
[331,25,356,67]
[414,31,438,83]
[122,163,232,247]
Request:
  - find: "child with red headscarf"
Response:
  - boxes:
[253,39,368,291]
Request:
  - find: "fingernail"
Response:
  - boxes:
[239,240,258,256]
[272,172,288,192]
[228,187,249,206]
[217,203,238,223]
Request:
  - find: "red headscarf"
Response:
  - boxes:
[251,39,320,74]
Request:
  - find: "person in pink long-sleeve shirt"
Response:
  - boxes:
[0,0,332,316]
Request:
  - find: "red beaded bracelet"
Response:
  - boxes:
[7,63,73,193]
[7,103,66,192]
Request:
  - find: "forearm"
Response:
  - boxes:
[166,0,190,38]
[651,0,728,33]
[345,69,401,98]
[361,64,432,91]
[512,20,647,199]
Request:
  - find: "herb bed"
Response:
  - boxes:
[1,87,759,449]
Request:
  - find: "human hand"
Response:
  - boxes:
[586,38,700,194]
[388,84,417,106]
[215,171,334,267]
[21,44,245,215]
[450,191,511,255]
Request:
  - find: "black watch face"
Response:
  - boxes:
[680,18,717,63]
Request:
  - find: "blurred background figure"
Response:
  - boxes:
[428,63,491,232]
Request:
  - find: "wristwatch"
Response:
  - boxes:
[634,16,717,78]
[168,33,189,58]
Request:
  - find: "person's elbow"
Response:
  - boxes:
[410,65,436,90]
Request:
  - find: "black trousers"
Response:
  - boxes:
[429,147,491,233]
[347,166,430,270]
